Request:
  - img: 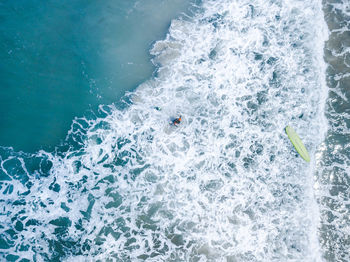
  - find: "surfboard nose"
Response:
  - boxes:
[285,126,310,162]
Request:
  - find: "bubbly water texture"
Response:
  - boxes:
[316,1,350,261]
[0,0,330,261]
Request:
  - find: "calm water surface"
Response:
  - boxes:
[0,0,192,152]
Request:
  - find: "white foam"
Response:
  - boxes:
[0,0,330,261]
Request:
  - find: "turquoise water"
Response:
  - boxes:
[0,0,192,152]
[1,0,350,261]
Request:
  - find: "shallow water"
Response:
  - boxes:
[316,1,350,261]
[1,0,349,261]
[0,0,192,152]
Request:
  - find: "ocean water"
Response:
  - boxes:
[1,0,349,261]
[0,0,192,152]
[316,1,350,261]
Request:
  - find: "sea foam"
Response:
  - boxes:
[0,0,329,261]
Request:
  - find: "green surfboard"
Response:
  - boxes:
[285,126,310,162]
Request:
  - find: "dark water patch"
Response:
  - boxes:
[319,1,350,261]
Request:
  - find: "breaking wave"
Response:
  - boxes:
[0,0,330,261]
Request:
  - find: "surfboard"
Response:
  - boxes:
[285,126,310,162]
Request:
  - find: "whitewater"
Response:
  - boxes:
[0,0,331,261]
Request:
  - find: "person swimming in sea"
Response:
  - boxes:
[172,116,182,126]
